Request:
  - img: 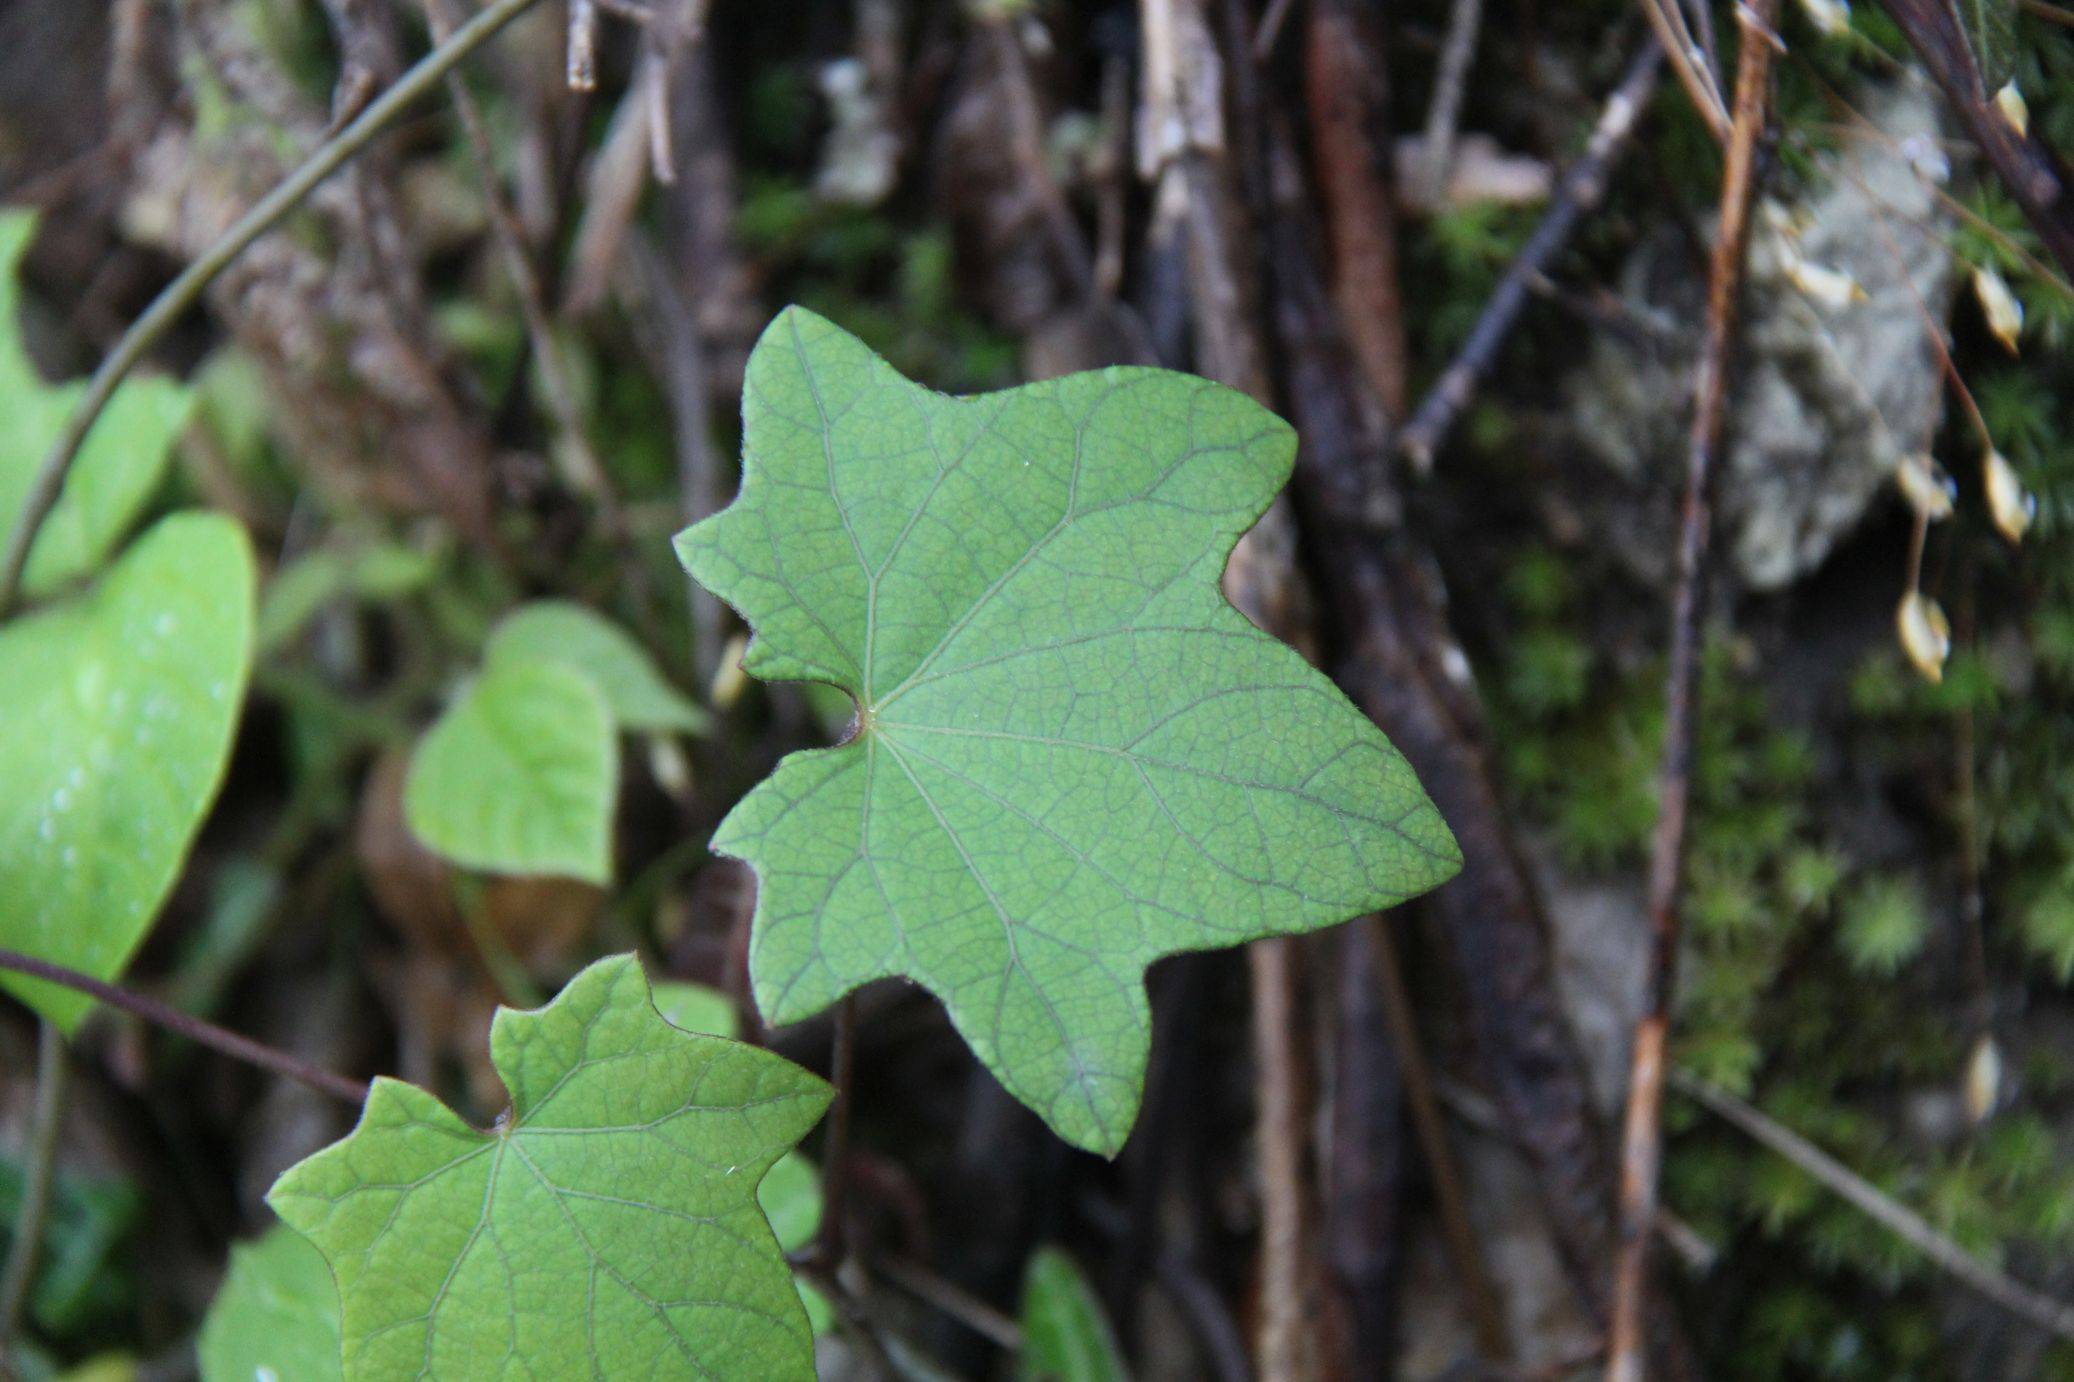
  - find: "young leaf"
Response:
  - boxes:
[486,599,710,733]
[197,1226,343,1382]
[1,211,193,597]
[0,511,255,1030]
[268,954,832,1381]
[257,541,441,651]
[677,308,1459,1155]
[404,659,617,884]
[1019,1247,1129,1382]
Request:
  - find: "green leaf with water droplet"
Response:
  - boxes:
[268,953,832,1381]
[1,212,193,598]
[0,511,255,1030]
[677,308,1459,1155]
[197,1225,344,1382]
[404,658,617,884]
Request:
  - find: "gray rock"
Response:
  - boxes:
[1565,77,1956,591]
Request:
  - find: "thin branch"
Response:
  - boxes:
[1606,5,1779,1379]
[1369,920,1510,1359]
[567,0,599,89]
[1249,936,1311,1382]
[1416,0,1486,207]
[872,1256,1024,1351]
[0,949,370,1106]
[421,0,624,519]
[1638,0,1730,142]
[814,996,860,1270]
[1398,43,1662,470]
[0,1025,66,1362]
[0,0,549,619]
[1673,1071,2074,1342]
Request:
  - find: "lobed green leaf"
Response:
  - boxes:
[268,954,832,1380]
[678,308,1458,1154]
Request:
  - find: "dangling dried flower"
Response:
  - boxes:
[1972,265,2024,353]
[1894,454,1956,521]
[1897,590,1951,683]
[1786,253,1865,310]
[1994,81,2029,139]
[709,631,751,711]
[1963,1033,2002,1125]
[645,733,694,801]
[1983,447,2035,544]
[1795,0,1851,35]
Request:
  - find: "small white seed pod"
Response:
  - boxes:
[1983,447,2035,544]
[1963,1033,2002,1125]
[1972,264,2024,353]
[1897,590,1951,684]
[1894,454,1956,521]
[1795,0,1851,36]
[1994,81,2029,139]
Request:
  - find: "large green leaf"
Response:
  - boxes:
[677,308,1459,1155]
[196,1225,343,1382]
[0,212,193,597]
[404,658,617,884]
[1019,1247,1129,1382]
[268,954,832,1381]
[487,600,710,733]
[0,511,255,1030]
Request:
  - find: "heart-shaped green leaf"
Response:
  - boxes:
[404,658,617,883]
[268,954,832,1380]
[487,600,710,733]
[1,212,193,597]
[677,308,1459,1154]
[198,1225,344,1382]
[0,510,255,1030]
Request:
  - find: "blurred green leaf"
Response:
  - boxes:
[197,1225,342,1382]
[0,212,193,597]
[404,659,617,884]
[486,600,708,734]
[1019,1247,1128,1382]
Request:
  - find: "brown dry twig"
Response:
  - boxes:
[1398,44,1663,470]
[1674,1071,2074,1342]
[1606,4,1780,1378]
[1638,0,1729,141]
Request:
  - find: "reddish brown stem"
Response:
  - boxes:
[1304,0,1413,416]
[1879,0,2074,279]
[1605,5,1778,1378]
[0,948,370,1106]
